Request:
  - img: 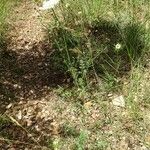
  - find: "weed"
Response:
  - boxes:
[48,138,61,150]
[0,115,14,140]
[125,65,146,121]
[74,130,88,150]
[0,115,10,130]
[48,0,147,92]
[0,0,18,48]
[60,123,79,137]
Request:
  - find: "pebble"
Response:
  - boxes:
[112,95,125,107]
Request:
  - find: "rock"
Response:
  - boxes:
[112,95,125,107]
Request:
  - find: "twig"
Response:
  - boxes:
[7,115,42,148]
[0,137,46,149]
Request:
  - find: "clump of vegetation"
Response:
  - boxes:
[48,0,148,91]
[0,0,7,47]
[74,131,88,150]
[0,1,7,30]
[0,0,17,48]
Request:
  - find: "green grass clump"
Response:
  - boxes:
[0,115,10,128]
[0,0,18,48]
[0,0,8,46]
[0,115,12,139]
[48,0,149,90]
[74,131,88,150]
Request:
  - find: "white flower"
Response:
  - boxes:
[39,0,60,10]
[115,43,122,50]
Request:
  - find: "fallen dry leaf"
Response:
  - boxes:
[16,110,22,120]
[84,101,92,109]
[51,121,60,135]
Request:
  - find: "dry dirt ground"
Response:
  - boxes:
[0,1,150,150]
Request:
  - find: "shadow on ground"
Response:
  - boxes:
[51,19,145,78]
[0,40,69,110]
[88,19,145,75]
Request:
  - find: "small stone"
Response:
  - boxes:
[19,101,24,104]
[35,125,40,131]
[30,90,34,94]
[108,93,113,97]
[27,120,32,127]
[112,95,125,107]
[13,84,21,89]
[13,84,18,88]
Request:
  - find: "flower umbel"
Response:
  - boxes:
[115,43,122,50]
